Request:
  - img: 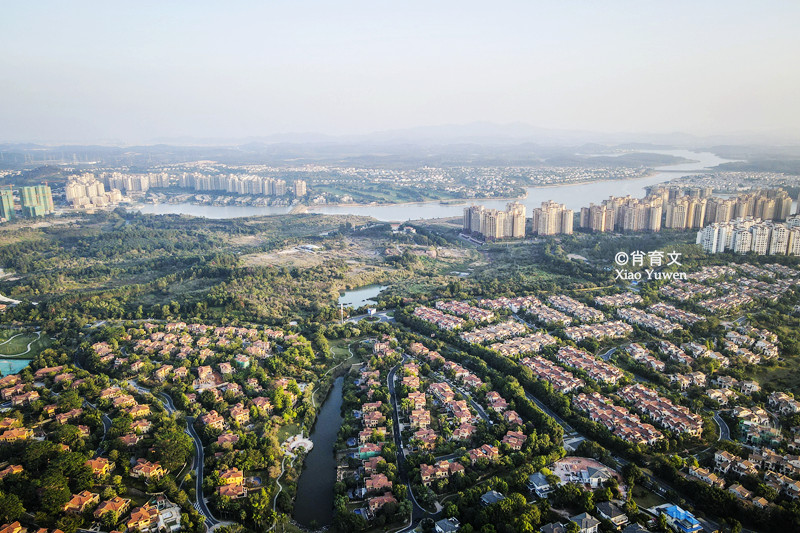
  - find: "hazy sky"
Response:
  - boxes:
[1,1,799,144]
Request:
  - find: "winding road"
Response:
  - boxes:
[432,371,491,424]
[713,411,731,441]
[0,333,23,347]
[130,382,219,528]
[387,355,435,526]
[521,384,737,533]
[84,399,113,454]
[74,338,218,529]
[267,451,296,532]
[185,416,219,527]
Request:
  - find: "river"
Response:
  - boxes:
[338,285,389,308]
[133,150,735,221]
[306,150,736,220]
[293,376,345,527]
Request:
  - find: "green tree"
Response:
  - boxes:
[57,389,83,410]
[152,425,193,471]
[40,471,72,516]
[0,492,24,523]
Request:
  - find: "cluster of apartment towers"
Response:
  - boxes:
[66,175,124,208]
[698,216,800,256]
[95,172,307,197]
[463,186,797,241]
[0,185,54,221]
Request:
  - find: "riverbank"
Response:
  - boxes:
[133,169,671,216]
[293,172,672,213]
[289,191,530,214]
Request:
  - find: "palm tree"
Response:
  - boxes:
[400,398,412,413]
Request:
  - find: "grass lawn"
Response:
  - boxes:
[631,484,666,509]
[330,339,363,366]
[277,423,302,443]
[330,341,352,359]
[752,358,800,395]
[0,331,50,357]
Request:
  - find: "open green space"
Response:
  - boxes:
[630,484,666,510]
[0,331,50,356]
[277,423,302,443]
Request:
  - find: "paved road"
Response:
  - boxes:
[186,417,219,527]
[77,333,218,529]
[523,391,574,435]
[133,383,219,528]
[0,333,24,347]
[159,391,177,414]
[432,372,491,424]
[713,411,731,441]
[0,331,42,357]
[84,399,113,454]
[522,385,730,533]
[386,355,435,525]
[607,453,726,531]
[599,346,619,361]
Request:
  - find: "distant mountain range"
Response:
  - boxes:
[143,121,798,148]
[1,122,798,170]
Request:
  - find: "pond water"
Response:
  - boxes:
[0,359,32,376]
[338,285,389,308]
[293,376,345,527]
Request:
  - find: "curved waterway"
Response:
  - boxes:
[306,150,736,221]
[293,376,344,527]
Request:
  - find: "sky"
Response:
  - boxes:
[1,1,799,144]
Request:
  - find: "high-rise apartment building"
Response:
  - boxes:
[463,202,526,240]
[732,229,753,254]
[532,200,573,235]
[66,174,124,208]
[20,185,54,217]
[705,197,735,223]
[776,193,793,220]
[580,195,662,233]
[0,189,14,221]
[507,202,527,237]
[580,203,615,232]
[665,198,688,229]
[768,225,789,255]
[750,224,771,255]
[788,228,800,256]
[698,217,800,256]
